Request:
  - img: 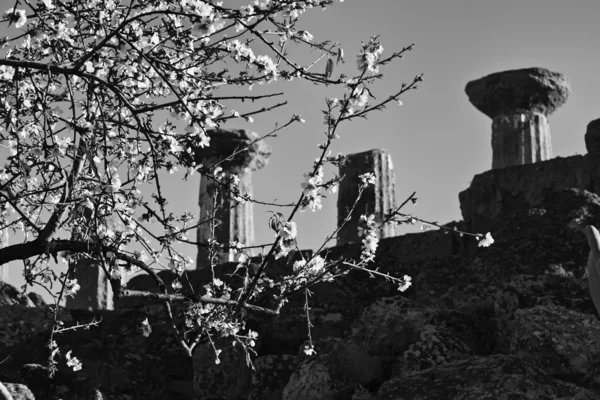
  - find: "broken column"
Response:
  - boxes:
[336,148,397,246]
[0,229,8,282]
[195,129,270,269]
[66,258,113,310]
[65,211,122,310]
[585,118,600,194]
[465,67,571,169]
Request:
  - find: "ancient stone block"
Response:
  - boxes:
[336,149,397,245]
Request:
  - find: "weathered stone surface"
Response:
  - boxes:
[2,383,34,400]
[196,129,271,269]
[283,337,382,400]
[377,355,598,400]
[351,297,424,363]
[282,356,334,400]
[390,323,473,378]
[351,298,483,375]
[17,363,72,399]
[315,220,469,304]
[465,67,571,118]
[0,282,33,307]
[510,305,600,383]
[0,281,43,308]
[0,306,192,399]
[249,354,299,400]
[337,149,397,246]
[0,305,68,357]
[192,337,252,398]
[27,292,45,307]
[246,301,357,360]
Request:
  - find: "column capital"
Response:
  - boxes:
[193,128,271,173]
[465,67,570,119]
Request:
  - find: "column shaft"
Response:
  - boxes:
[65,260,113,310]
[65,208,114,310]
[491,112,552,169]
[337,149,397,246]
[197,168,255,269]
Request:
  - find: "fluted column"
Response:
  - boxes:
[336,149,397,246]
[196,129,270,269]
[465,67,570,170]
[491,113,552,169]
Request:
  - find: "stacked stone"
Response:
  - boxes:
[0,228,8,282]
[585,118,600,194]
[465,67,571,170]
[195,129,270,269]
[336,149,398,246]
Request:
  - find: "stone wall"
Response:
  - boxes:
[322,219,468,266]
[459,155,591,234]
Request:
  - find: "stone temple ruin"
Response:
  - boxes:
[8,67,600,398]
[0,66,582,310]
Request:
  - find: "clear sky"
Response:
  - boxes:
[1,0,599,300]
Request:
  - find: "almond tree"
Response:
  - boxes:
[0,0,490,368]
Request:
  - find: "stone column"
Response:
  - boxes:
[465,67,570,170]
[585,118,600,194]
[65,259,113,310]
[0,228,8,282]
[65,210,121,310]
[336,149,397,246]
[195,129,270,269]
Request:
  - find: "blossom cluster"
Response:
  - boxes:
[357,214,380,263]
[357,38,385,73]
